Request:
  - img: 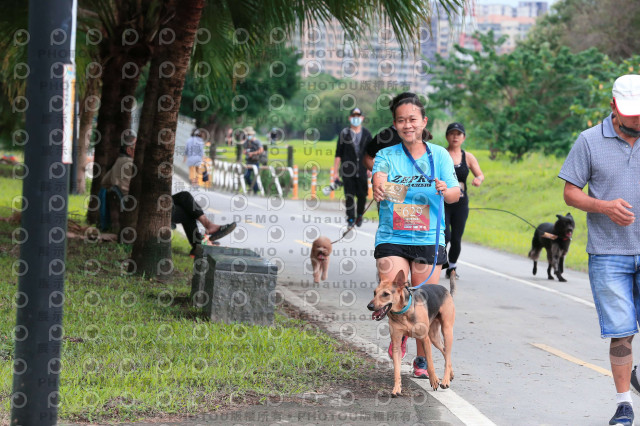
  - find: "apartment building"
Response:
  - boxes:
[294,18,436,93]
[293,2,547,90]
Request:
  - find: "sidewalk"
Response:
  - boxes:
[103,380,457,426]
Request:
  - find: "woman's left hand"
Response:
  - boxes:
[434,178,447,193]
[472,177,482,187]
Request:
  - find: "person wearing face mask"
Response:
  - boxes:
[333,108,373,227]
[560,74,640,426]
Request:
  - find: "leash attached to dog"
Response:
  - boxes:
[468,207,537,230]
[400,143,443,290]
[469,207,561,240]
[330,198,376,245]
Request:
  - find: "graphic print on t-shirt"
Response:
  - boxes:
[393,204,429,231]
[389,174,432,188]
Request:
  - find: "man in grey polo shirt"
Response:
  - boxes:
[560,74,640,426]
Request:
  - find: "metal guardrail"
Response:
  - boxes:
[212,160,295,197]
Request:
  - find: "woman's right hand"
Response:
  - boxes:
[373,182,385,202]
[372,171,388,202]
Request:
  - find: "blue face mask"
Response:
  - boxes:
[350,116,363,127]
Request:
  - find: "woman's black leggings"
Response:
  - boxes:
[444,197,469,265]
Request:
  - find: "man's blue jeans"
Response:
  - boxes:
[589,254,640,338]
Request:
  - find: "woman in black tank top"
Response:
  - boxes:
[443,123,485,279]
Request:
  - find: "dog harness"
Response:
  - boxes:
[401,143,444,289]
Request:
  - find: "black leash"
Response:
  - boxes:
[331,199,376,244]
[469,207,537,230]
[330,204,538,244]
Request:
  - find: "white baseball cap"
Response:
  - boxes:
[612,74,640,116]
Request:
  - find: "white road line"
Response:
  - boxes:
[278,286,496,426]
[192,187,591,309]
[288,210,592,309]
[531,343,611,377]
[202,191,265,210]
[418,383,497,426]
[458,260,595,308]
[295,240,312,248]
[289,213,377,238]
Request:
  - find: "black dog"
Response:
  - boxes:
[528,213,574,282]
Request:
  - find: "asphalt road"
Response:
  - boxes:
[183,184,620,426]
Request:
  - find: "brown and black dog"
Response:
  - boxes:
[310,236,332,283]
[367,270,455,396]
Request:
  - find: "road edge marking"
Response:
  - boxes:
[531,343,612,377]
[458,261,595,308]
[294,240,312,248]
[278,286,496,426]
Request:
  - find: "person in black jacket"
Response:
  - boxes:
[363,125,403,171]
[332,108,372,227]
[363,92,433,171]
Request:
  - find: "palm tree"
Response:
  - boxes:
[2,0,468,275]
[0,0,162,203]
[83,0,167,222]
[129,0,469,276]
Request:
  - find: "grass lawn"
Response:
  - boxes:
[0,144,591,422]
[462,151,588,273]
[0,168,371,423]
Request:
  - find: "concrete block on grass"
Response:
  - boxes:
[190,245,260,304]
[191,246,278,325]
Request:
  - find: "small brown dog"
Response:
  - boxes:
[367,270,455,396]
[310,236,332,283]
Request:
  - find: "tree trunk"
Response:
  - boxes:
[87,47,149,224]
[87,55,124,224]
[131,0,206,278]
[123,54,161,236]
[75,76,99,194]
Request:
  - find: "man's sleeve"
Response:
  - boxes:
[363,129,373,145]
[112,161,128,189]
[558,135,590,189]
[364,137,376,158]
[335,131,343,158]
[100,167,113,188]
[365,128,388,158]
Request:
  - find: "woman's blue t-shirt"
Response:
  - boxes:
[372,142,459,247]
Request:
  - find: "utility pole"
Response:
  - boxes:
[11,1,76,425]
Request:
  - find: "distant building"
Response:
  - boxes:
[291,2,547,92]
[293,18,436,93]
[430,1,548,57]
[466,1,547,54]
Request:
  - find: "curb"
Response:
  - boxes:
[278,285,496,426]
